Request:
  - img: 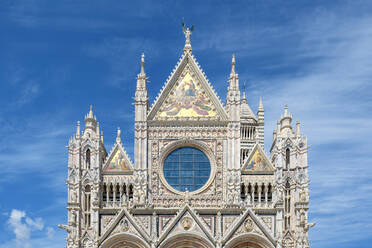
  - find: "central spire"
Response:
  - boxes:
[182,22,194,53]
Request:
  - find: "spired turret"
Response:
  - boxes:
[61,105,107,247]
[270,105,314,247]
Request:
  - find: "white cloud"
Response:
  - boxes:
[6,209,44,248]
[244,8,372,247]
[8,210,29,243]
[1,209,64,248]
[25,217,44,231]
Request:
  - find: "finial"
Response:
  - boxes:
[96,122,100,136]
[277,120,281,133]
[241,81,247,103]
[231,54,236,74]
[116,127,121,143]
[284,104,288,116]
[101,131,104,143]
[296,120,301,138]
[88,105,94,118]
[140,53,145,75]
[182,22,194,53]
[76,121,80,138]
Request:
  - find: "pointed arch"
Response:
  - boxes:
[224,233,275,248]
[100,233,149,248]
[159,233,213,248]
[83,185,91,227]
[86,149,91,169]
[285,148,290,170]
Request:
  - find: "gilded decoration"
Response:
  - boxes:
[247,149,270,172]
[156,71,217,118]
[104,149,130,173]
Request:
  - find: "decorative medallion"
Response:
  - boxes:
[181,216,193,230]
[244,219,254,232]
[119,219,129,232]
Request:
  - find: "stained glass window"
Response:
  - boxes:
[163,147,211,192]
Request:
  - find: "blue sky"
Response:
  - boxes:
[0,0,371,247]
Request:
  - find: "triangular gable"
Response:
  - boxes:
[102,142,134,174]
[282,230,295,247]
[81,231,94,247]
[99,207,151,246]
[158,215,176,235]
[199,215,215,236]
[133,215,151,237]
[222,208,276,247]
[158,204,214,245]
[148,53,228,121]
[222,215,240,236]
[242,143,275,174]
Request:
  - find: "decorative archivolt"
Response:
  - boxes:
[100,233,149,248]
[159,233,213,248]
[224,233,275,248]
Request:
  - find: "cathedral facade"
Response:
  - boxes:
[59,29,313,248]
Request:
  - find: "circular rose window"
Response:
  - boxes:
[163,146,211,192]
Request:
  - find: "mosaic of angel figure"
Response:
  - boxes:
[162,79,212,116]
[106,152,128,171]
[247,150,269,171]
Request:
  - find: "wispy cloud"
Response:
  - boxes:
[83,37,159,87]
[1,209,63,248]
[5,209,43,248]
[235,7,372,247]
[15,82,40,106]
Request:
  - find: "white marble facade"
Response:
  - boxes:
[60,29,313,248]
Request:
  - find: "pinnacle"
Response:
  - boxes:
[258,97,264,111]
[88,105,93,118]
[140,53,145,75]
[241,81,247,102]
[283,104,291,118]
[231,54,236,74]
[116,127,122,144]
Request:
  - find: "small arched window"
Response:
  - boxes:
[284,180,291,230]
[86,149,91,169]
[285,148,290,170]
[84,185,91,227]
